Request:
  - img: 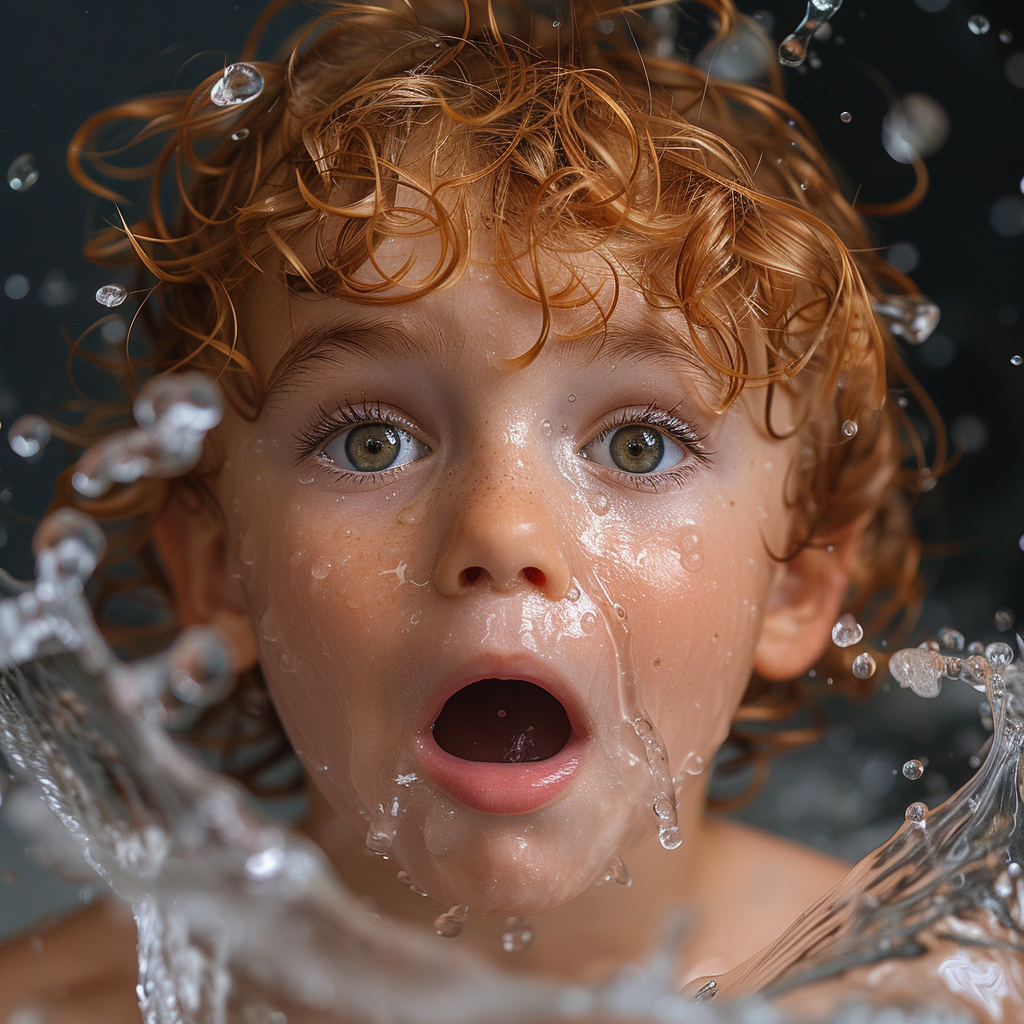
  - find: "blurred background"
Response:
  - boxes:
[1,0,1023,941]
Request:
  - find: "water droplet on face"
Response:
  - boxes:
[653,794,674,820]
[905,801,928,825]
[968,14,990,34]
[939,627,966,650]
[852,652,876,679]
[658,824,683,850]
[501,918,533,952]
[433,904,469,937]
[841,419,858,439]
[239,532,256,566]
[210,63,265,107]
[566,393,576,403]
[579,612,596,635]
[681,751,705,776]
[311,557,332,579]
[7,153,39,192]
[95,284,128,308]
[230,128,250,141]
[396,870,429,896]
[840,111,852,122]
[8,415,51,462]
[831,613,863,648]
[596,855,631,886]
[298,467,317,484]
[588,493,610,516]
[539,419,553,436]
[985,641,1014,668]
[903,758,924,780]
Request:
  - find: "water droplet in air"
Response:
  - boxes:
[32,508,106,584]
[778,0,843,67]
[840,111,852,123]
[659,824,683,850]
[4,273,29,300]
[1011,355,1022,366]
[831,613,863,648]
[230,128,250,141]
[681,751,705,775]
[968,14,990,35]
[597,856,631,886]
[994,608,1016,631]
[882,93,950,164]
[905,801,927,825]
[939,628,966,650]
[985,641,1014,668]
[210,63,265,106]
[7,154,39,192]
[501,918,533,952]
[434,905,469,937]
[871,295,941,344]
[888,646,946,698]
[903,758,924,780]
[852,652,876,679]
[693,980,717,1002]
[8,415,51,462]
[95,284,128,308]
[999,29,1012,44]
[841,419,858,438]
[167,627,233,706]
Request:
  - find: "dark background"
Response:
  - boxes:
[1,0,1022,938]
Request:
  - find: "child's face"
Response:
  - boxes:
[196,227,836,915]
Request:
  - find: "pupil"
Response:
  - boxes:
[609,426,664,474]
[346,424,400,471]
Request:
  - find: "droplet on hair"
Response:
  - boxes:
[905,801,928,825]
[210,63,265,107]
[230,128,250,141]
[841,419,858,438]
[95,284,127,308]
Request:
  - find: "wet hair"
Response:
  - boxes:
[55,0,942,804]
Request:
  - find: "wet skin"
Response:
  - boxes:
[150,235,857,978]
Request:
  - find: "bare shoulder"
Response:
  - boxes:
[0,897,140,1024]
[683,817,851,981]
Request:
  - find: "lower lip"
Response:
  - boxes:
[415,731,583,815]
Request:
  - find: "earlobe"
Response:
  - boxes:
[753,521,865,682]
[152,488,259,674]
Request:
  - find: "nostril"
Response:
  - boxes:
[522,566,546,588]
[461,566,483,585]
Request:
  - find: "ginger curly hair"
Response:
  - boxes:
[55,0,943,806]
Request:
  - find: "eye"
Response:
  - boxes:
[321,422,429,473]
[580,409,707,478]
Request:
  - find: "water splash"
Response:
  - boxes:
[691,637,1024,1020]
[71,371,222,497]
[210,63,264,107]
[778,1,844,68]
[872,295,942,344]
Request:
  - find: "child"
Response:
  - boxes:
[0,0,935,1017]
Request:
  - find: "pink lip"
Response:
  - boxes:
[415,656,589,815]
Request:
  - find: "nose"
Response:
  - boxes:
[433,465,571,600]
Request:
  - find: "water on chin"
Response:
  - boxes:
[0,372,1020,1024]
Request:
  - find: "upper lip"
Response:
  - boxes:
[419,652,593,744]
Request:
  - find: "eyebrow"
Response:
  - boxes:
[263,311,709,403]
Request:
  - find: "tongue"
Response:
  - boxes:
[431,679,572,763]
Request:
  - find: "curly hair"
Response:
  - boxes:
[54,0,944,805]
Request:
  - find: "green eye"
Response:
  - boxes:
[344,423,401,471]
[607,425,665,474]
[320,421,429,474]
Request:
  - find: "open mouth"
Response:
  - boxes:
[431,678,573,763]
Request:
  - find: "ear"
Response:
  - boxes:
[152,489,259,674]
[753,518,867,681]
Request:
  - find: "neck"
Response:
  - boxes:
[299,780,715,984]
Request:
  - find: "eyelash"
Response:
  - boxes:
[292,401,420,486]
[584,404,713,492]
[292,401,713,490]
